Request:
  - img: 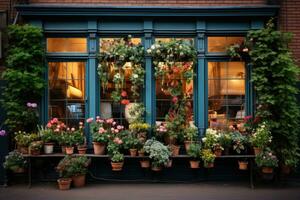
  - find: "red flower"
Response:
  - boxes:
[244,115,252,122]
[172,96,178,104]
[121,99,130,105]
[121,91,128,97]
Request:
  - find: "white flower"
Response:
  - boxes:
[133,74,139,79]
[147,49,152,54]
[156,50,161,54]
[151,45,155,50]
[202,137,207,142]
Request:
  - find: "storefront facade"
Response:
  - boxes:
[15,5,278,144]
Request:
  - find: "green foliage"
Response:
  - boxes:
[29,141,43,151]
[187,143,202,160]
[3,150,27,171]
[122,133,141,150]
[255,148,278,168]
[111,152,124,163]
[230,131,248,154]
[39,128,57,144]
[144,138,171,167]
[218,132,232,149]
[202,128,218,149]
[250,122,272,149]
[228,20,300,168]
[14,131,39,147]
[201,149,216,167]
[56,156,90,178]
[184,126,198,141]
[1,24,45,132]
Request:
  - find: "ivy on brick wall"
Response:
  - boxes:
[228,20,300,168]
[1,24,45,133]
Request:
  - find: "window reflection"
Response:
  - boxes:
[208,37,244,52]
[47,38,87,53]
[48,62,85,127]
[99,38,142,126]
[208,62,245,129]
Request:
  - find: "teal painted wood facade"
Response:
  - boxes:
[16,5,276,143]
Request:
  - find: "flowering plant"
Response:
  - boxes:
[184,125,198,141]
[3,150,27,171]
[218,132,232,149]
[98,35,145,103]
[255,148,278,168]
[107,136,124,162]
[40,118,66,144]
[187,143,202,160]
[14,131,39,147]
[0,129,6,136]
[88,117,124,144]
[144,138,171,167]
[202,128,219,149]
[56,155,90,178]
[250,122,272,149]
[29,141,43,151]
[201,149,216,167]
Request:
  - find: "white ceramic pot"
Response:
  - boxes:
[44,143,54,154]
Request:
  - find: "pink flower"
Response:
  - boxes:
[244,115,252,121]
[172,96,178,104]
[54,128,59,132]
[27,102,32,107]
[113,137,123,145]
[86,118,94,123]
[47,123,52,128]
[71,128,75,132]
[117,125,122,130]
[111,128,115,132]
[79,121,83,126]
[121,90,127,97]
[67,127,70,131]
[242,48,249,52]
[106,118,114,124]
[99,127,105,134]
[52,118,58,123]
[0,130,6,136]
[96,116,100,120]
[112,121,117,126]
[31,103,37,108]
[114,129,119,133]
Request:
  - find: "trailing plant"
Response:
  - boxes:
[1,24,45,132]
[97,35,145,103]
[144,138,171,167]
[3,150,27,171]
[227,20,300,168]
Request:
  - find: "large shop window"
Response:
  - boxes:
[47,38,87,53]
[99,38,142,126]
[48,62,86,127]
[208,62,245,129]
[155,38,194,122]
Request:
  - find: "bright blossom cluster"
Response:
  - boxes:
[46,118,66,132]
[0,130,6,136]
[27,102,37,108]
[113,137,123,145]
[87,116,124,134]
[156,123,168,133]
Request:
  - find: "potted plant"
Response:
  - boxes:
[201,149,216,168]
[3,150,27,173]
[202,128,223,157]
[218,132,232,155]
[15,131,38,154]
[72,124,87,154]
[123,133,141,157]
[144,138,171,171]
[107,137,124,171]
[29,141,43,155]
[250,122,272,155]
[88,117,123,155]
[129,122,150,144]
[183,126,198,152]
[255,148,278,174]
[56,155,90,188]
[230,131,249,170]
[62,133,76,155]
[280,148,300,174]
[187,143,202,168]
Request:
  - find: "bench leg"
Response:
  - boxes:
[250,159,254,189]
[28,157,31,188]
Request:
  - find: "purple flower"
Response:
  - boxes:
[27,102,32,107]
[0,130,6,136]
[26,102,38,108]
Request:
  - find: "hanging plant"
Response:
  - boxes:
[147,39,196,98]
[97,35,145,103]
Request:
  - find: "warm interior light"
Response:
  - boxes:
[67,85,83,98]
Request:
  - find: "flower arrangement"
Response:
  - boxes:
[144,138,171,168]
[250,122,272,149]
[88,117,124,144]
[3,150,27,172]
[97,35,145,103]
[201,149,216,168]
[255,148,278,168]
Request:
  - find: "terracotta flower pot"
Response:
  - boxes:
[140,160,150,168]
[129,149,137,157]
[204,162,214,168]
[12,167,25,173]
[214,149,222,157]
[30,149,41,156]
[57,178,72,190]
[238,161,248,170]
[151,166,163,171]
[184,141,194,152]
[93,142,106,155]
[262,167,274,174]
[20,146,29,154]
[65,147,74,155]
[253,147,262,155]
[281,165,291,175]
[44,143,54,154]
[189,160,200,169]
[72,175,86,187]
[111,162,124,171]
[138,150,145,157]
[171,145,180,156]
[77,146,87,155]
[164,136,176,145]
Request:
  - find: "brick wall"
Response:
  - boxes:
[279,0,300,64]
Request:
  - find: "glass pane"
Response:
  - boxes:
[47,38,87,53]
[99,38,142,126]
[208,36,244,53]
[48,62,85,127]
[208,62,245,129]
